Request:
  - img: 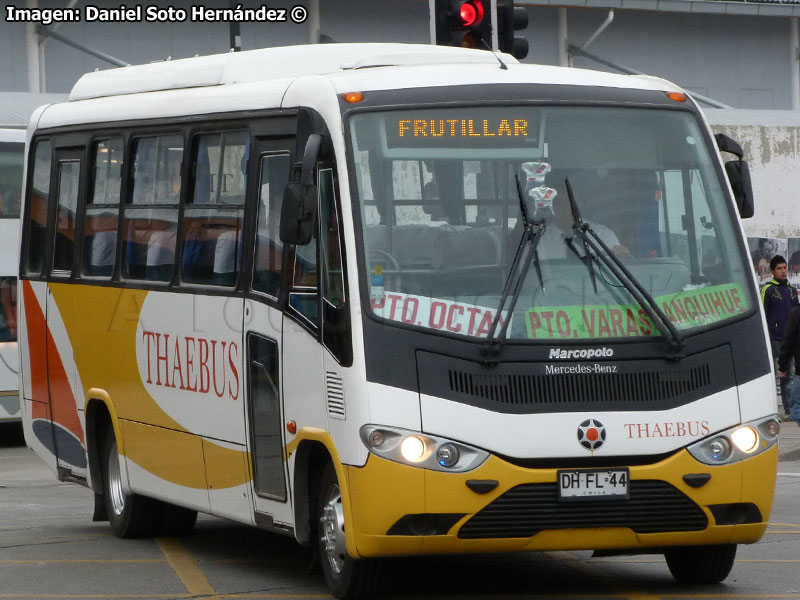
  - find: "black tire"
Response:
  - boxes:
[664,544,737,584]
[100,427,163,538]
[317,462,381,599]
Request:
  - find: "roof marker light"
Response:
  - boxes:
[343,91,364,103]
[666,91,687,102]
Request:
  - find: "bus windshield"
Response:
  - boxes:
[349,105,754,342]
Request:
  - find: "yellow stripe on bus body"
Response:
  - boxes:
[49,284,250,490]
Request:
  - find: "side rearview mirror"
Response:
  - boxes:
[714,132,743,159]
[715,133,754,219]
[280,134,323,245]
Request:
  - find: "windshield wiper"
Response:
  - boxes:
[483,175,546,359]
[563,178,684,358]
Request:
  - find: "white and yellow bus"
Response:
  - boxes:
[19,44,778,598]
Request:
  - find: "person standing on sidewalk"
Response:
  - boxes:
[777,304,800,426]
[762,254,799,417]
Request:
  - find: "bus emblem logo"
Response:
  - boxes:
[577,419,606,450]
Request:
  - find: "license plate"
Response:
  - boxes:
[557,468,629,500]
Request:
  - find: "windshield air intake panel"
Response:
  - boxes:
[417,346,731,414]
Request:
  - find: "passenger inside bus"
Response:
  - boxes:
[86,229,116,277]
[212,229,238,286]
[145,229,176,282]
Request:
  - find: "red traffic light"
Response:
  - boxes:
[432,0,491,50]
[458,0,485,27]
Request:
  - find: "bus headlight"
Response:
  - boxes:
[360,425,489,473]
[687,416,778,466]
[730,426,758,453]
[400,436,427,462]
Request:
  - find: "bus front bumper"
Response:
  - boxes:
[345,445,777,558]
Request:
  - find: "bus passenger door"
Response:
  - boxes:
[46,150,86,477]
[244,142,294,528]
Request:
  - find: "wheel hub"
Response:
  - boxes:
[107,439,126,517]
[320,487,347,574]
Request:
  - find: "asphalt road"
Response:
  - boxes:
[1,421,799,600]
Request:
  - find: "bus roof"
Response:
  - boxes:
[33,44,686,131]
[0,92,67,128]
[69,43,520,101]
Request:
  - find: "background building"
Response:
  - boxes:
[3,0,800,237]
[2,0,800,110]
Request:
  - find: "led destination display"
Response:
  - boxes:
[385,108,541,149]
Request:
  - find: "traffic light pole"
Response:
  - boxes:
[428,0,437,45]
[490,0,499,51]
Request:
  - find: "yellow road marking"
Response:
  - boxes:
[738,559,800,563]
[0,514,97,524]
[0,534,108,542]
[0,559,165,564]
[157,537,216,596]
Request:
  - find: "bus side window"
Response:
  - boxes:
[291,223,319,324]
[83,138,122,279]
[319,167,352,365]
[122,134,182,282]
[319,168,344,308]
[24,141,53,276]
[252,153,290,297]
[290,166,319,324]
[182,131,247,287]
[51,160,81,277]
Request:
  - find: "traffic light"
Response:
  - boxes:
[432,0,492,50]
[497,0,529,59]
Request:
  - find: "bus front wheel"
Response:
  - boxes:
[317,462,380,599]
[664,544,737,584]
[101,428,162,538]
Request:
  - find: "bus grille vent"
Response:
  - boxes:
[326,372,346,420]
[448,365,711,407]
[458,480,708,539]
